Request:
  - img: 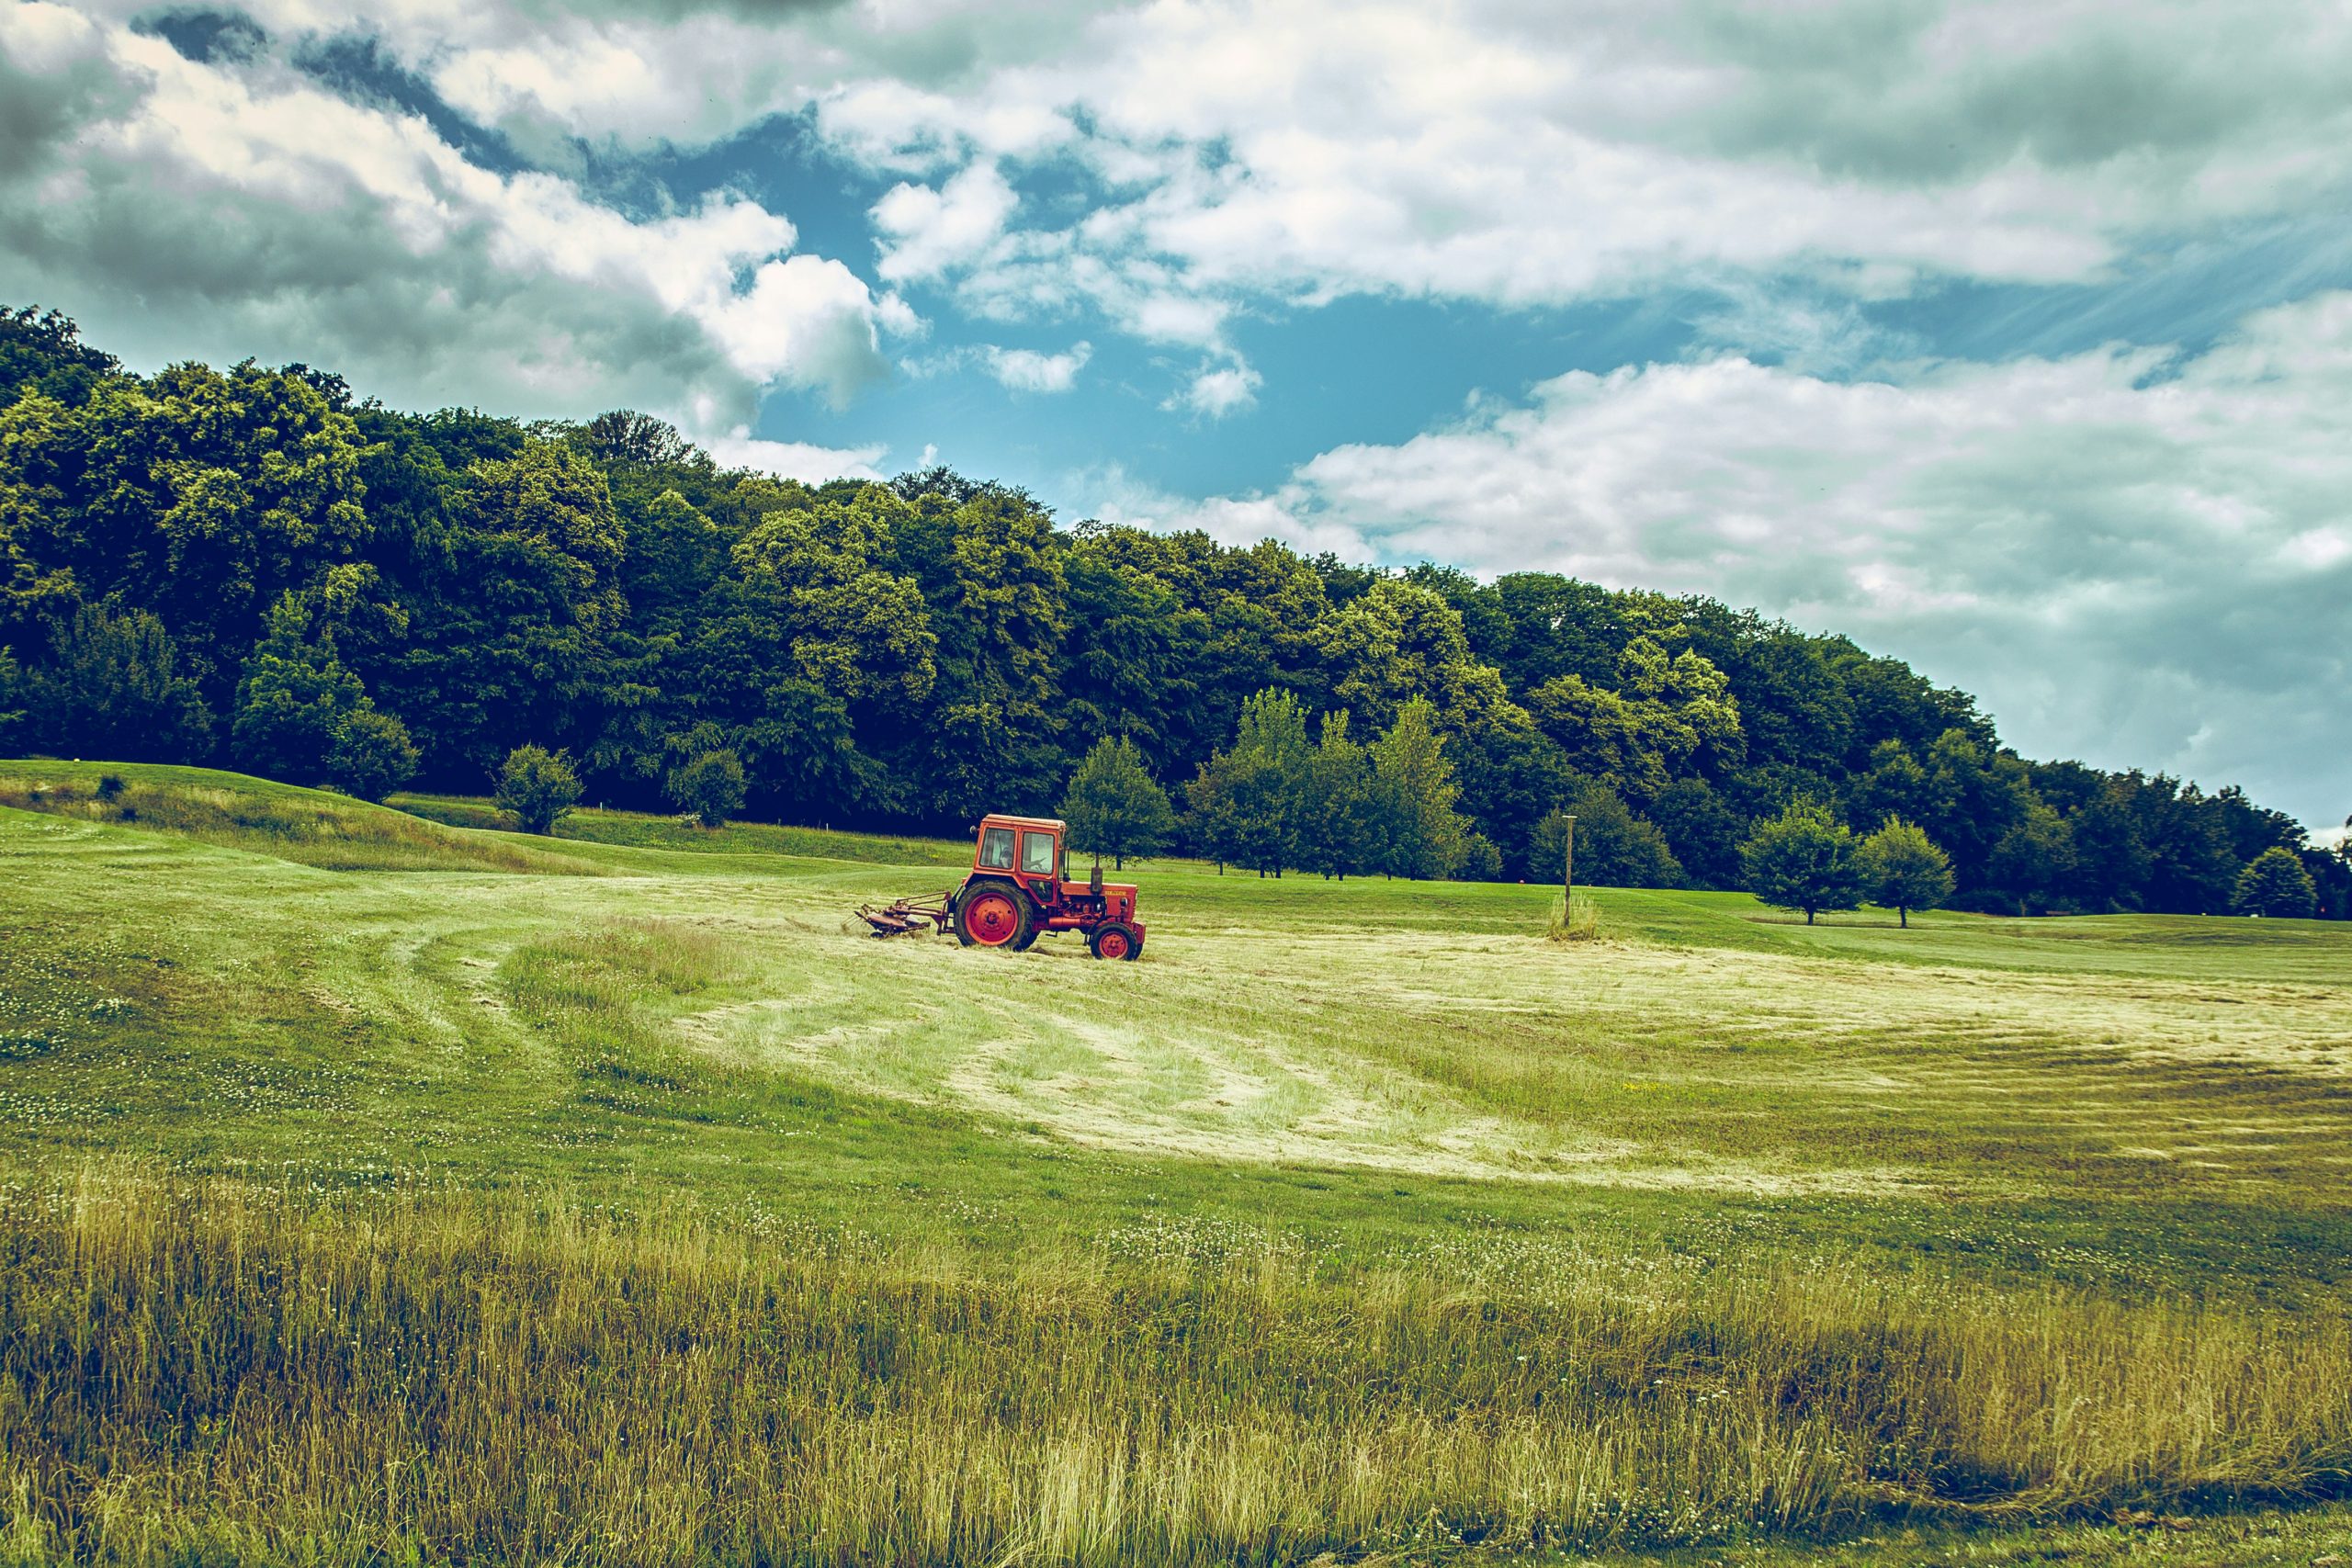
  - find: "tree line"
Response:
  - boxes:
[3,304,2344,918]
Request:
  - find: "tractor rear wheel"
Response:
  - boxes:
[1087,922,1142,962]
[955,881,1034,950]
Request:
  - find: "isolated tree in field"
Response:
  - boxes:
[1185,746,1292,875]
[1301,710,1377,879]
[667,748,747,828]
[1060,735,1176,868]
[232,592,365,783]
[2233,845,2318,919]
[1742,800,1862,924]
[1185,687,1313,875]
[1856,816,1954,927]
[1371,696,1468,880]
[495,744,582,835]
[326,707,418,802]
[25,604,213,762]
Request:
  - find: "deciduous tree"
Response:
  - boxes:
[667,748,747,828]
[1300,710,1378,879]
[1741,800,1862,924]
[495,744,582,835]
[1370,696,1467,880]
[2233,845,2318,919]
[326,707,419,802]
[1532,781,1682,889]
[232,593,366,783]
[1856,816,1954,927]
[1060,735,1177,868]
[25,604,213,762]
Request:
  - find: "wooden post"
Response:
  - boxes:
[1563,813,1577,903]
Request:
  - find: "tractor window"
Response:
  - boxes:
[978,826,1015,870]
[1021,830,1057,876]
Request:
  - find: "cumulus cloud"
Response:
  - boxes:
[1097,292,2352,825]
[1165,359,1261,419]
[979,340,1091,392]
[0,3,891,428]
[50,0,2352,421]
[872,159,1018,283]
[79,0,2350,344]
[788,0,2352,364]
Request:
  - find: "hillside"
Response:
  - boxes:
[6,763,2348,1246]
[4,766,2351,1563]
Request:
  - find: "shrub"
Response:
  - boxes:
[665,749,747,829]
[1452,833,1504,882]
[495,745,582,835]
[328,708,421,803]
[2233,846,2318,919]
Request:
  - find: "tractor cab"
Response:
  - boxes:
[955,815,1144,959]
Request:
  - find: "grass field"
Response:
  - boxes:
[2,760,2349,1565]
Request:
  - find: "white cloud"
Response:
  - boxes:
[786,0,2352,366]
[701,432,888,484]
[0,4,891,430]
[53,0,2352,428]
[1122,292,2352,826]
[872,160,1018,283]
[704,254,892,406]
[980,340,1091,392]
[1167,360,1261,419]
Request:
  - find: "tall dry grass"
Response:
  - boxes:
[0,1170,2346,1565]
[1547,891,1601,942]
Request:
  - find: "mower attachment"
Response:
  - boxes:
[856,895,954,938]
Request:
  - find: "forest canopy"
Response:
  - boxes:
[2,304,2343,917]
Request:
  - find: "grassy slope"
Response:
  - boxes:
[4,761,2349,1292]
[4,762,2352,1562]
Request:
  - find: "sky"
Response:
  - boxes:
[0,0,2346,832]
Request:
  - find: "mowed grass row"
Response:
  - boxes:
[3,1169,2349,1568]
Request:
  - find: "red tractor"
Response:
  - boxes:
[856,814,1146,960]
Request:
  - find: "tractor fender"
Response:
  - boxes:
[954,874,1038,916]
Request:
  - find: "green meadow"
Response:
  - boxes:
[2,761,2349,1566]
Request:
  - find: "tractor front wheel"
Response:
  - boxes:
[1087,922,1142,962]
[955,881,1034,950]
